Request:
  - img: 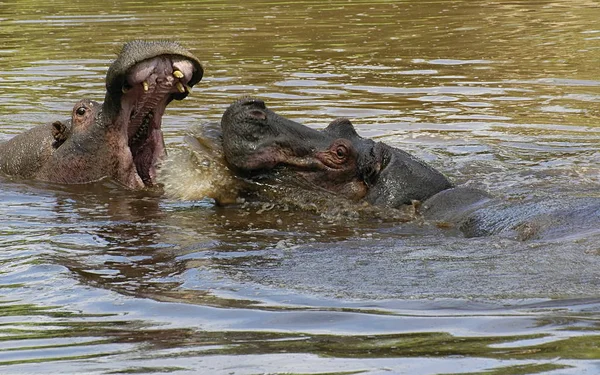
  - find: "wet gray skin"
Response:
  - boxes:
[421,187,600,240]
[0,40,203,189]
[221,97,453,206]
[217,98,600,240]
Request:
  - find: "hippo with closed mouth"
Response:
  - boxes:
[220,98,453,207]
[161,97,452,214]
[0,40,203,189]
[170,97,599,240]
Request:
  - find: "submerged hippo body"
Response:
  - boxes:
[209,97,598,240]
[421,187,600,240]
[0,40,203,189]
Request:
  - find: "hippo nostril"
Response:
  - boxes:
[249,110,267,120]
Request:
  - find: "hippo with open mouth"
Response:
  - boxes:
[0,40,203,189]
[169,97,599,240]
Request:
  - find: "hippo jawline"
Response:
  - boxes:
[106,47,201,188]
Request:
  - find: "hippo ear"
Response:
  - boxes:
[324,118,360,139]
[51,120,71,148]
[364,142,453,208]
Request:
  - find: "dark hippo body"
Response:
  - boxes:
[207,97,598,240]
[0,40,203,189]
[421,187,600,240]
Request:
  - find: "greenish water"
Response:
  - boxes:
[0,0,600,374]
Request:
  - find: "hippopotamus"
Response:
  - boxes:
[0,40,203,189]
[221,98,453,207]
[174,97,598,240]
[420,187,600,240]
[159,96,452,212]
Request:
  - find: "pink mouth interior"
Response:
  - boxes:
[118,56,196,187]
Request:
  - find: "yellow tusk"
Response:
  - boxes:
[122,86,129,94]
[176,82,186,93]
[143,81,149,91]
[173,70,184,79]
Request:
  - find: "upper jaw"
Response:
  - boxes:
[105,40,203,99]
[121,55,198,144]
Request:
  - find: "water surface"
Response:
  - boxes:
[1,1,600,374]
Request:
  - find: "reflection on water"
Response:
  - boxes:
[1,0,600,374]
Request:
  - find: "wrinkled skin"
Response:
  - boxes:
[0,40,203,189]
[215,97,599,240]
[221,98,453,207]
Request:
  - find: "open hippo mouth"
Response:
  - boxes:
[104,41,203,188]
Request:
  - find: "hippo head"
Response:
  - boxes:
[50,99,101,147]
[220,98,453,208]
[99,40,203,188]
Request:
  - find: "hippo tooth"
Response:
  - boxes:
[186,84,193,92]
[122,86,129,94]
[176,82,186,93]
[142,81,149,91]
[173,70,184,79]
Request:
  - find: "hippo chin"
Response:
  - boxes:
[0,40,203,190]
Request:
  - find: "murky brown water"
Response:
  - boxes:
[1,1,600,374]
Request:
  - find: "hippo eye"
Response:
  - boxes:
[76,106,87,116]
[335,145,348,159]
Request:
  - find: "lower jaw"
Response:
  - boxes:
[132,129,166,188]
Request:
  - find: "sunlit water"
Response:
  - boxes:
[1,1,600,374]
